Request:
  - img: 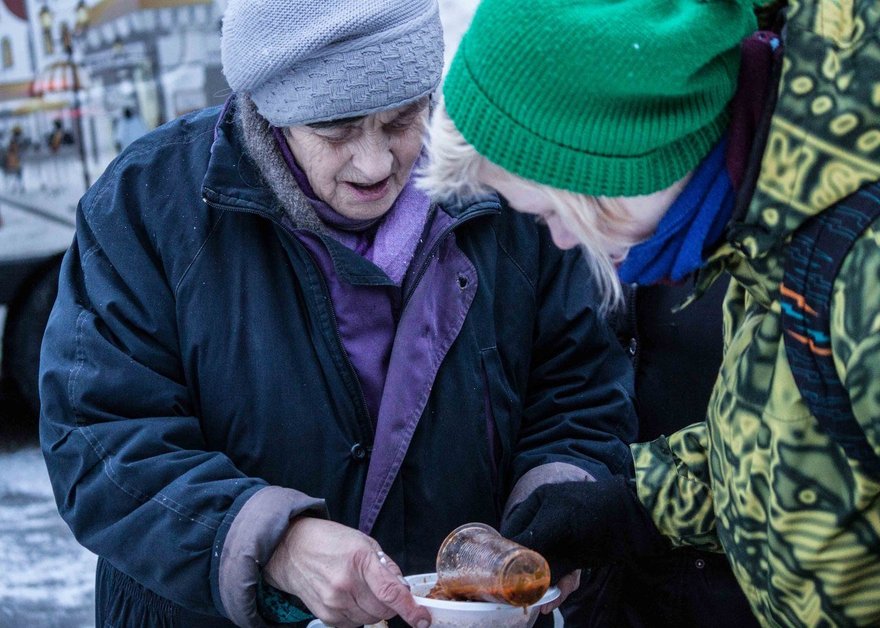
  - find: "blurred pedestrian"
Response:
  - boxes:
[44,120,74,193]
[114,107,148,153]
[48,119,69,154]
[3,126,25,194]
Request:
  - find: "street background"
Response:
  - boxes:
[0,1,478,625]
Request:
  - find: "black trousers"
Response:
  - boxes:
[560,548,759,628]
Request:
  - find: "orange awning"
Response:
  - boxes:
[30,61,84,97]
[0,81,34,103]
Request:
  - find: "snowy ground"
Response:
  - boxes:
[0,2,478,625]
[0,447,97,627]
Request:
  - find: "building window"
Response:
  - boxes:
[1,38,12,69]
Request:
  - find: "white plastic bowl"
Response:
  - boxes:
[305,572,560,628]
[405,572,560,628]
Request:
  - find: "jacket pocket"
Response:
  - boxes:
[480,346,517,503]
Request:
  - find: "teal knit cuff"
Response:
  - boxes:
[257,576,314,624]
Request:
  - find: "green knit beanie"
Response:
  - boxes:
[443,0,759,197]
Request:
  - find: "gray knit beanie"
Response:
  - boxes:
[221,0,444,127]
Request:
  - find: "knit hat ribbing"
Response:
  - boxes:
[221,0,444,127]
[443,0,759,197]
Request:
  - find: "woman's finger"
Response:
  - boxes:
[350,551,412,622]
[376,550,404,577]
[541,570,581,614]
[363,551,430,627]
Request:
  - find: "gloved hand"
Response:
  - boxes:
[501,476,669,579]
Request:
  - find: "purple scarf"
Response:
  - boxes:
[272,127,430,284]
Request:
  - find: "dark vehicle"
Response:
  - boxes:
[0,196,74,426]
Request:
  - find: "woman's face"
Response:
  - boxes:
[285,100,428,220]
[478,167,582,250]
[478,163,686,259]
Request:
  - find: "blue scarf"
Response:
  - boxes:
[617,136,734,285]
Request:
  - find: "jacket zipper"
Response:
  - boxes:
[312,263,376,443]
[625,283,640,374]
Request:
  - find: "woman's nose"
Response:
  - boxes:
[351,133,394,181]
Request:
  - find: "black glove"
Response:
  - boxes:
[501,475,669,580]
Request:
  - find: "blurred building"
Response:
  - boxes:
[75,0,226,158]
[0,0,53,144]
[0,0,227,176]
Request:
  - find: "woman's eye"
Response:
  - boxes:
[386,116,418,132]
[319,129,355,144]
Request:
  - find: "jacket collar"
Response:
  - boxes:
[201,96,286,220]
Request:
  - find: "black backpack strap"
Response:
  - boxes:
[781,181,880,478]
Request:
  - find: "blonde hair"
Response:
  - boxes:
[421,101,640,315]
[419,101,493,201]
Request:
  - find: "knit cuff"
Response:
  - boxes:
[256,577,314,624]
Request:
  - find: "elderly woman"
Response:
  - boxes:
[423,0,880,625]
[38,1,637,627]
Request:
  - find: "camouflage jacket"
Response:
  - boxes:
[631,1,880,626]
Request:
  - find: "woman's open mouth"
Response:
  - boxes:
[346,176,392,202]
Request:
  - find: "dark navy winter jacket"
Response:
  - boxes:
[39,102,636,626]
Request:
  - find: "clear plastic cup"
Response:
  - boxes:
[435,522,550,607]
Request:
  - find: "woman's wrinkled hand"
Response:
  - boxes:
[264,517,431,628]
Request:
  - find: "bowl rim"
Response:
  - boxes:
[405,572,560,611]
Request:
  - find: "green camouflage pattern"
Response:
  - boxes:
[632,1,880,625]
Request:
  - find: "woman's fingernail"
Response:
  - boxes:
[417,621,430,628]
[397,575,411,589]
